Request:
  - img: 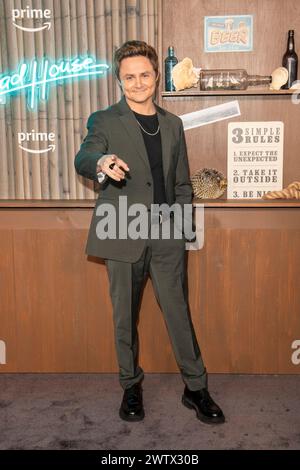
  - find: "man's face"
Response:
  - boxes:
[119,56,158,108]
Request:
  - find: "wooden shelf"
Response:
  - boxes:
[1,199,300,209]
[193,198,300,208]
[162,88,297,97]
[0,200,95,208]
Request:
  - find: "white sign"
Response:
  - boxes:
[227,122,284,199]
[180,101,240,130]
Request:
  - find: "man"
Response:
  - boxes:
[74,40,225,424]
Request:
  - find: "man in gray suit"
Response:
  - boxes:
[75,40,224,424]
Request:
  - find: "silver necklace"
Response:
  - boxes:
[136,118,160,136]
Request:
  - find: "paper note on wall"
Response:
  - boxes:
[180,101,241,130]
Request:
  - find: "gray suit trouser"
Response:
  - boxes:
[105,221,207,391]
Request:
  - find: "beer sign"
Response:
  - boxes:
[204,15,253,53]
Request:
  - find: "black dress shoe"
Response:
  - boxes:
[182,386,225,424]
[119,382,145,422]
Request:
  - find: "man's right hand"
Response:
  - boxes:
[97,155,130,182]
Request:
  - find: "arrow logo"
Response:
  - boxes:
[19,144,55,154]
[13,21,51,32]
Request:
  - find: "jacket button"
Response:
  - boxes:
[146,182,152,186]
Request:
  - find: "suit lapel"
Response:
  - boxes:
[157,109,172,185]
[117,95,172,182]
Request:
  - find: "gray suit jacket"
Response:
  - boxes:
[74,95,192,262]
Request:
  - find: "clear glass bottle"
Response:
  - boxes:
[199,69,272,91]
[282,30,298,89]
[164,46,178,91]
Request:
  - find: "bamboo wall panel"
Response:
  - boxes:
[0,0,161,199]
[0,207,299,373]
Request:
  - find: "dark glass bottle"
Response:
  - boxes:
[282,30,298,89]
[164,46,178,91]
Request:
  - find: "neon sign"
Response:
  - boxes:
[0,56,110,110]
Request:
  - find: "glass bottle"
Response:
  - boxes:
[282,30,298,89]
[164,46,178,91]
[199,69,272,91]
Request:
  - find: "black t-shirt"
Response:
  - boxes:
[133,111,167,205]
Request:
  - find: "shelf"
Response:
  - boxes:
[193,198,300,208]
[0,200,95,208]
[1,199,300,209]
[162,88,297,97]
